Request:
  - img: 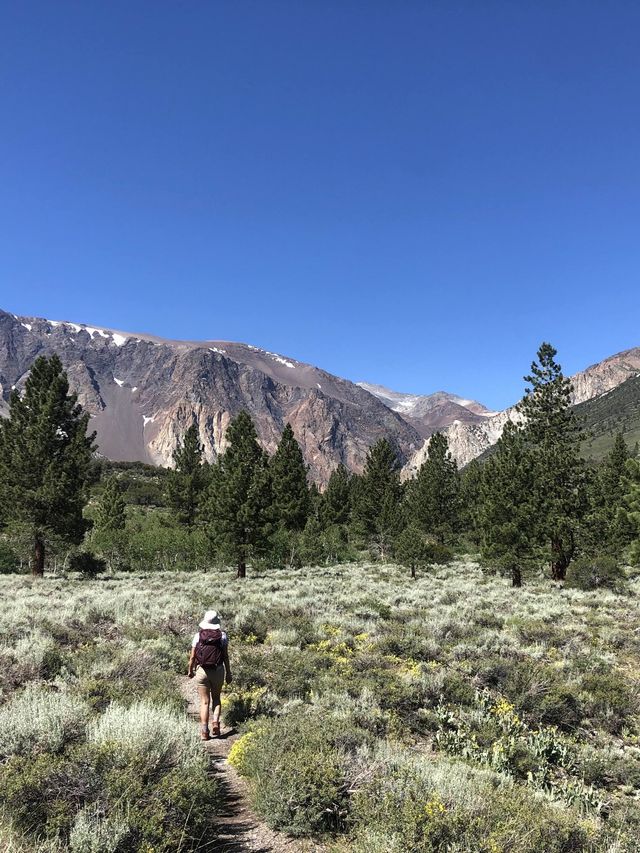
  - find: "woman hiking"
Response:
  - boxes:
[188,609,232,740]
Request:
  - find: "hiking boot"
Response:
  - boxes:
[210,721,221,738]
[201,726,210,741]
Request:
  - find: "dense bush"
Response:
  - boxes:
[88,700,202,772]
[580,672,637,734]
[346,744,592,853]
[0,699,219,852]
[69,551,107,578]
[0,688,89,759]
[230,709,368,835]
[565,556,627,591]
[0,539,20,573]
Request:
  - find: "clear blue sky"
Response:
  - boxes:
[1,1,639,410]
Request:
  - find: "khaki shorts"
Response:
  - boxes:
[194,664,225,703]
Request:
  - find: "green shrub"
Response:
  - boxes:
[0,540,20,573]
[581,672,637,734]
[0,739,221,852]
[69,551,107,578]
[233,709,367,835]
[577,746,640,790]
[0,688,89,759]
[348,745,593,853]
[566,556,627,591]
[87,700,203,773]
[493,660,584,732]
[0,753,78,838]
[122,764,220,852]
[69,806,129,853]
[222,686,279,727]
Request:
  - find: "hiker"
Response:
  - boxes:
[188,609,232,740]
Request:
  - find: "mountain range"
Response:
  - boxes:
[1,308,638,483]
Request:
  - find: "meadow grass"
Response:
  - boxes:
[0,560,638,851]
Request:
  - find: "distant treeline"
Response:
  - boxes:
[1,345,639,586]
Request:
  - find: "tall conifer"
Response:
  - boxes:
[352,438,403,560]
[459,458,484,544]
[270,423,310,531]
[166,423,208,527]
[621,457,640,565]
[479,421,536,587]
[0,355,96,576]
[320,465,352,528]
[205,411,270,578]
[94,475,127,532]
[518,343,587,580]
[585,432,632,556]
[407,432,460,543]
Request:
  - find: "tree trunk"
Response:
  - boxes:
[237,558,246,579]
[411,563,416,580]
[551,538,569,581]
[512,565,522,587]
[33,538,45,577]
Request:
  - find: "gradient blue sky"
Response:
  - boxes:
[1,1,639,409]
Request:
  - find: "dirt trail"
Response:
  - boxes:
[179,677,325,853]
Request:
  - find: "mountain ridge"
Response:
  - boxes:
[2,309,639,481]
[406,345,640,474]
[0,309,422,485]
[357,382,495,439]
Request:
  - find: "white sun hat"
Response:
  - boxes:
[199,609,221,630]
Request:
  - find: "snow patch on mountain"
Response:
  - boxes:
[85,326,109,339]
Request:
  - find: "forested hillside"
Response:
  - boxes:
[576,374,640,460]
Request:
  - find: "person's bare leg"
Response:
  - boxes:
[211,697,221,723]
[210,686,222,735]
[197,686,210,736]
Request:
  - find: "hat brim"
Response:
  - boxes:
[199,621,221,630]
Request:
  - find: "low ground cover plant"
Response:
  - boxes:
[0,559,638,851]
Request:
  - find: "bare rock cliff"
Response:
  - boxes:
[0,310,421,486]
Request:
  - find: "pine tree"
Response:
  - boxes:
[621,457,640,565]
[270,423,310,531]
[352,438,403,560]
[204,411,271,578]
[584,433,632,556]
[320,465,352,528]
[0,355,96,576]
[459,458,484,544]
[517,343,587,580]
[395,523,435,579]
[94,475,127,532]
[407,432,460,544]
[166,423,208,527]
[479,421,537,587]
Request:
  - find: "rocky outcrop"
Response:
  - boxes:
[358,382,495,438]
[0,310,421,485]
[407,347,640,471]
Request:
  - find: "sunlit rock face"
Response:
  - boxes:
[0,310,421,486]
[406,347,640,472]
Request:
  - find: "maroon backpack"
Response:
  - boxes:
[195,628,225,667]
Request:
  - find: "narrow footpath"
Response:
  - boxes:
[179,677,326,853]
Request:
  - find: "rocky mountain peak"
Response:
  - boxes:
[406,345,640,474]
[357,382,495,439]
[0,309,421,485]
